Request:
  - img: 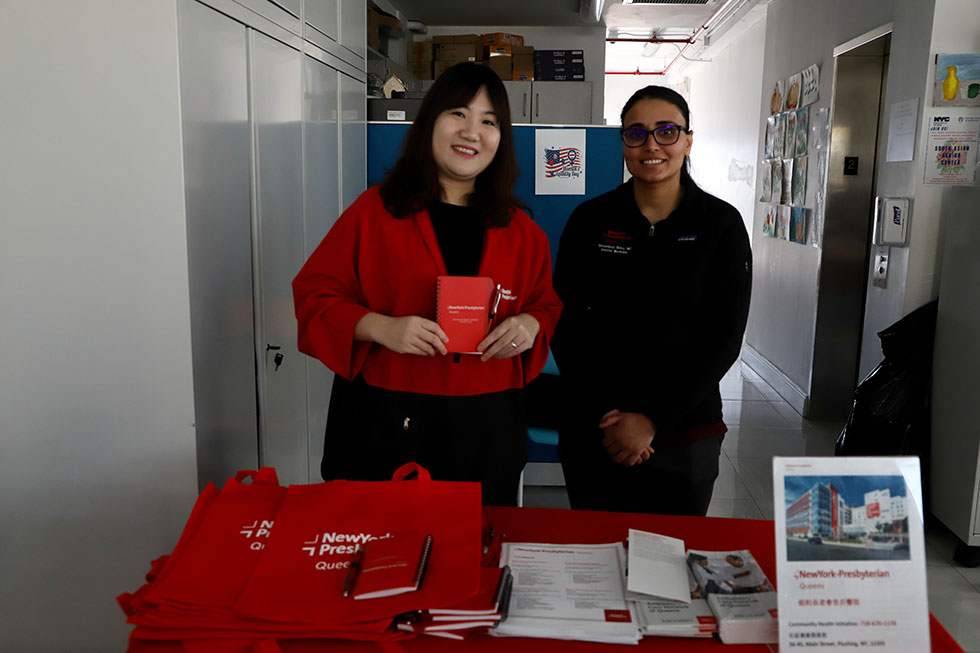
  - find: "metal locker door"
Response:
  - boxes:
[340,70,366,212]
[503,81,532,124]
[250,30,309,484]
[177,0,258,489]
[302,54,341,481]
[532,81,593,125]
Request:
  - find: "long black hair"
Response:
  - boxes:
[621,85,696,187]
[379,62,524,227]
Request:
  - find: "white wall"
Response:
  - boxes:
[746,0,938,398]
[859,0,980,377]
[423,25,606,124]
[0,1,199,650]
[671,14,767,244]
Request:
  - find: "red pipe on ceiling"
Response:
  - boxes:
[604,0,739,76]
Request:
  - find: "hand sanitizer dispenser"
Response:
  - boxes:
[874,197,910,246]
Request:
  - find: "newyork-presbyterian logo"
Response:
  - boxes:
[240,519,274,551]
[302,531,393,570]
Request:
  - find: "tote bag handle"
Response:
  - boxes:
[234,467,280,486]
[391,462,431,482]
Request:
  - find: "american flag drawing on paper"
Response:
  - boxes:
[544,147,582,177]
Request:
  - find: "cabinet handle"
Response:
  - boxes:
[522,93,527,118]
[535,93,539,118]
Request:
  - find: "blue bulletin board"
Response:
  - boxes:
[367,123,625,267]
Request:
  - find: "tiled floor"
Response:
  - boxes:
[523,358,980,652]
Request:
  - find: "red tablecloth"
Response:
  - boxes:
[129,506,964,652]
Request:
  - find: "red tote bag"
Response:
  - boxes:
[233,463,482,626]
[144,468,287,610]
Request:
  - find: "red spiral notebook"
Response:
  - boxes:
[350,534,434,600]
[435,276,495,354]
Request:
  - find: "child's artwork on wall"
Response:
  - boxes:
[781,158,793,205]
[774,113,787,160]
[760,160,773,202]
[785,111,798,158]
[793,156,807,206]
[801,64,819,106]
[765,116,777,158]
[790,207,808,244]
[776,205,791,240]
[771,158,783,205]
[795,107,809,156]
[770,79,785,115]
[763,204,777,237]
[785,73,802,111]
[934,54,980,107]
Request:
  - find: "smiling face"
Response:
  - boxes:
[431,86,501,203]
[622,98,693,188]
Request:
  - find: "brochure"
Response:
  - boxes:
[688,549,779,644]
[632,566,717,638]
[773,456,930,652]
[491,542,641,645]
[625,528,689,603]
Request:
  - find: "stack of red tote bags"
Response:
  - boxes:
[119,463,482,652]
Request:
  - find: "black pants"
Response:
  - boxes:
[322,377,527,506]
[558,427,723,516]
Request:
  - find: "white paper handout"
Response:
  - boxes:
[773,456,930,652]
[493,542,640,645]
[626,529,689,604]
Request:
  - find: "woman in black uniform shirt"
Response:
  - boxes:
[551,85,751,516]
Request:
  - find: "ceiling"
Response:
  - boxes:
[382,0,727,31]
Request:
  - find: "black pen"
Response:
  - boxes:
[488,284,502,324]
[482,523,496,555]
[342,544,364,597]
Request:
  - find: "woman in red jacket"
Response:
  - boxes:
[292,62,561,505]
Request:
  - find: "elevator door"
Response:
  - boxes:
[808,34,890,419]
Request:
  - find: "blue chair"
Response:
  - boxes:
[522,350,564,496]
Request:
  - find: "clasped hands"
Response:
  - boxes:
[599,409,656,467]
[362,313,539,362]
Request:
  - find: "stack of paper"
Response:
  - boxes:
[688,548,778,644]
[396,566,513,641]
[624,529,717,638]
[490,542,641,645]
[632,568,717,638]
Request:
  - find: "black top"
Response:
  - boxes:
[551,178,752,442]
[429,201,485,277]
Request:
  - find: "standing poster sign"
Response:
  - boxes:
[772,457,929,652]
[535,129,586,195]
[924,114,980,184]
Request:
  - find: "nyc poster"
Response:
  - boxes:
[924,114,979,185]
[535,129,586,195]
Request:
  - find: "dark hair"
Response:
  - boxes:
[379,62,524,227]
[621,85,696,187]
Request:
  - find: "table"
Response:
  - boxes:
[129,506,964,652]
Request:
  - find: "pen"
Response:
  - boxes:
[482,522,496,555]
[342,544,364,597]
[488,284,502,324]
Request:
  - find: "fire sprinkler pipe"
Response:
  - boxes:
[604,0,740,76]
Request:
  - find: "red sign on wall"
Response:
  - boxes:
[867,502,881,518]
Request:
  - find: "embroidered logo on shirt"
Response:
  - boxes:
[677,235,697,242]
[598,229,633,255]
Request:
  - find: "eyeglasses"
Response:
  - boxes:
[620,123,689,148]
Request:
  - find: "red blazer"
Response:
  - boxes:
[292,187,562,397]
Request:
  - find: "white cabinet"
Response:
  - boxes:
[179,0,366,487]
[504,80,592,125]
[305,0,339,41]
[931,187,980,549]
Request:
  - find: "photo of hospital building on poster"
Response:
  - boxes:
[783,475,910,562]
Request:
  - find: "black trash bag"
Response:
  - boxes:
[835,300,938,457]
